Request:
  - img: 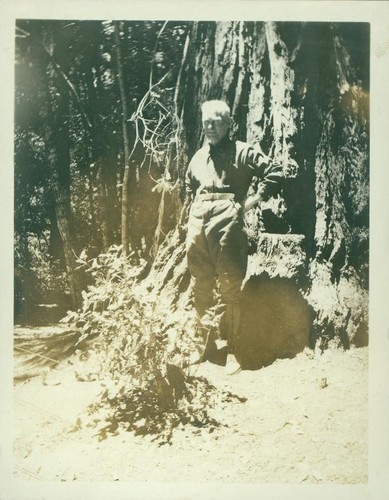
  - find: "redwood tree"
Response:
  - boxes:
[171,21,369,347]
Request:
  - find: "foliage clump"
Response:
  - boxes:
[63,246,241,443]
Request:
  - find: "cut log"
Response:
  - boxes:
[246,233,307,281]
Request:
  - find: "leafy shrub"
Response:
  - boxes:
[63,246,238,443]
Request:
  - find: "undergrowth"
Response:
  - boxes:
[63,246,245,444]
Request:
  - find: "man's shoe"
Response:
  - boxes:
[224,354,241,375]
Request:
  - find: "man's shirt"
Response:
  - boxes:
[185,136,283,203]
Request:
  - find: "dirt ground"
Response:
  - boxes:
[13,325,368,486]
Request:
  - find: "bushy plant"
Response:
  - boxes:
[63,246,241,443]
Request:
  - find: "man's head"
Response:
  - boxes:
[201,100,231,145]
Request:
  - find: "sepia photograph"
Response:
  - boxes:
[2,1,389,499]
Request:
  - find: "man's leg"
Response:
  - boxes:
[218,274,243,353]
[188,274,219,362]
[206,200,248,364]
[186,202,216,317]
[186,202,217,361]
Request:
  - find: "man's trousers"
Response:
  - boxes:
[186,197,248,348]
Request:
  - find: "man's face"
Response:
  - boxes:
[202,110,230,145]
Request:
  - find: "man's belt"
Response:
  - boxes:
[195,193,235,201]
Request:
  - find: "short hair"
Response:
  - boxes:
[201,100,231,118]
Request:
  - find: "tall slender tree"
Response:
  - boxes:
[114,22,132,256]
[34,21,85,309]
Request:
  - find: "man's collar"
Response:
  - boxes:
[208,135,232,153]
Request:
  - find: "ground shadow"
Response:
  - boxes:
[236,273,313,370]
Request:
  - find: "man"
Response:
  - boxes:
[183,100,283,369]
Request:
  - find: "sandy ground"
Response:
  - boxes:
[13,325,368,485]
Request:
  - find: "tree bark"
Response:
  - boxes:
[174,21,369,347]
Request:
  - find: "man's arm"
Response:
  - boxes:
[243,146,284,212]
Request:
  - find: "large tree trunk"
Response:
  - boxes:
[303,25,369,346]
[157,21,369,354]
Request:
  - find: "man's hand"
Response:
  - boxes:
[242,193,262,213]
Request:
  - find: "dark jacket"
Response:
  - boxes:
[185,136,283,203]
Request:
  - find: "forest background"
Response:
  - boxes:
[14,19,369,346]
